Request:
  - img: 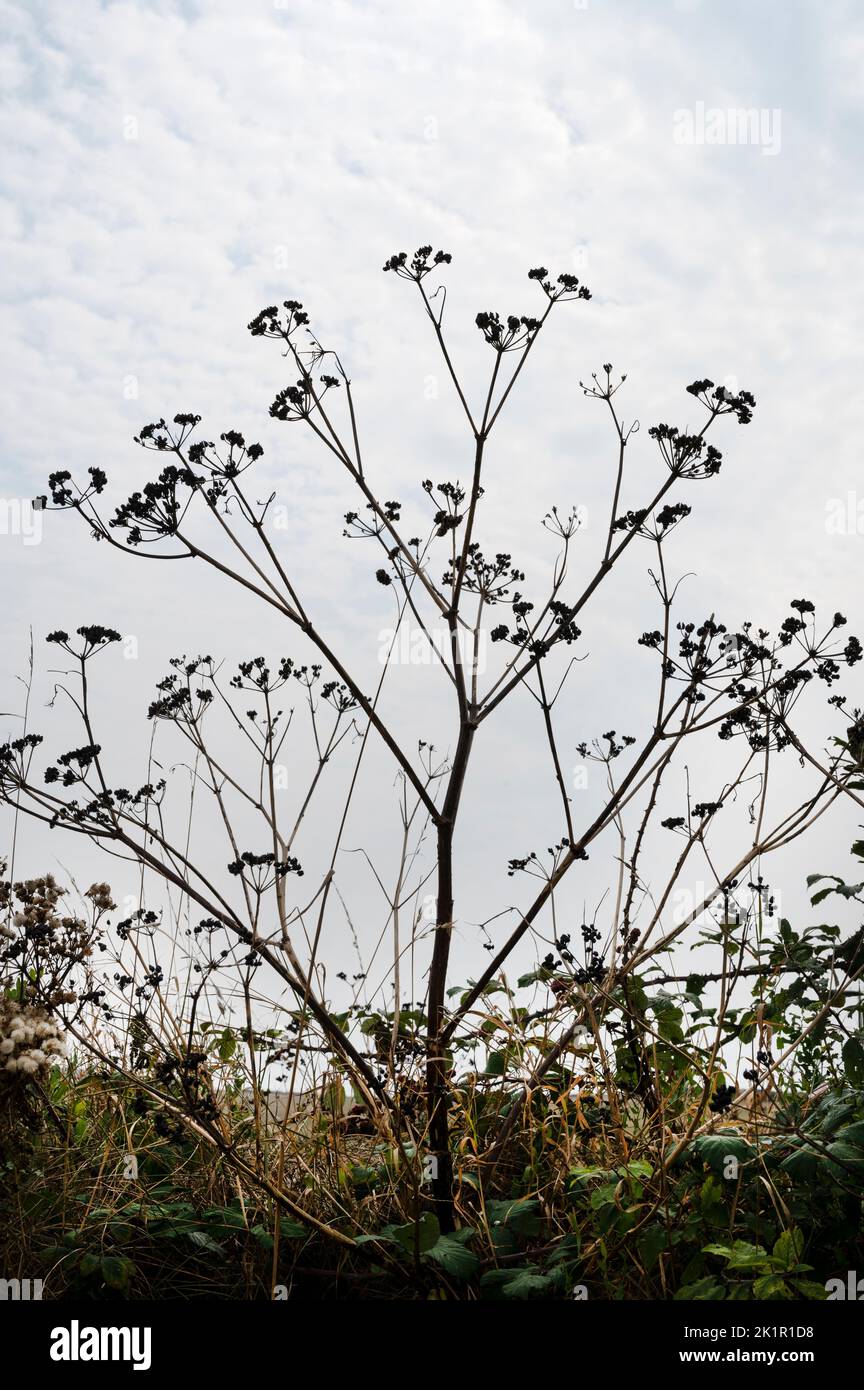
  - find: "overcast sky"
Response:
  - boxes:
[1,0,863,1026]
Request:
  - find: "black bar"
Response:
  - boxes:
[3,1296,858,1375]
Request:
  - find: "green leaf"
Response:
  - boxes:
[810,877,864,905]
[811,1097,855,1135]
[789,1279,828,1300]
[100,1255,134,1290]
[78,1252,101,1277]
[619,1159,653,1180]
[424,1232,479,1281]
[589,1182,619,1210]
[674,1276,725,1300]
[568,1164,615,1186]
[637,1225,668,1272]
[201,1204,246,1231]
[809,887,835,905]
[842,1039,864,1088]
[500,1268,555,1298]
[546,1233,582,1268]
[826,1139,864,1168]
[752,1273,792,1300]
[486,1197,542,1239]
[779,1146,820,1180]
[772,1228,803,1270]
[348,1164,381,1187]
[700,1175,727,1226]
[704,1240,769,1271]
[517,968,554,988]
[251,1224,274,1251]
[837,1119,864,1147]
[480,1264,561,1298]
[384,1212,440,1254]
[187,1229,223,1253]
[692,1134,755,1175]
[278,1218,308,1240]
[726,1244,770,1271]
[217,1027,236,1061]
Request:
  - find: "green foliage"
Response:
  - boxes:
[2,841,862,1301]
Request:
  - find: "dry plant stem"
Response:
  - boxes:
[61,1025,368,1254]
[482,771,852,1170]
[5,252,860,1250]
[662,923,738,1170]
[8,787,388,1112]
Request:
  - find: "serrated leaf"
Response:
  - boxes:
[620,1159,653,1180]
[384,1211,440,1254]
[779,1146,820,1180]
[486,1197,541,1238]
[752,1273,791,1300]
[187,1228,223,1253]
[500,1268,555,1298]
[424,1232,478,1281]
[826,1139,864,1167]
[674,1276,725,1300]
[809,1096,856,1135]
[836,1119,864,1146]
[789,1279,828,1300]
[704,1240,769,1271]
[692,1134,755,1174]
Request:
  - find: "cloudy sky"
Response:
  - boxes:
[1,0,863,1022]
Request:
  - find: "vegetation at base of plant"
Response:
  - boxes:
[2,854,861,1299]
